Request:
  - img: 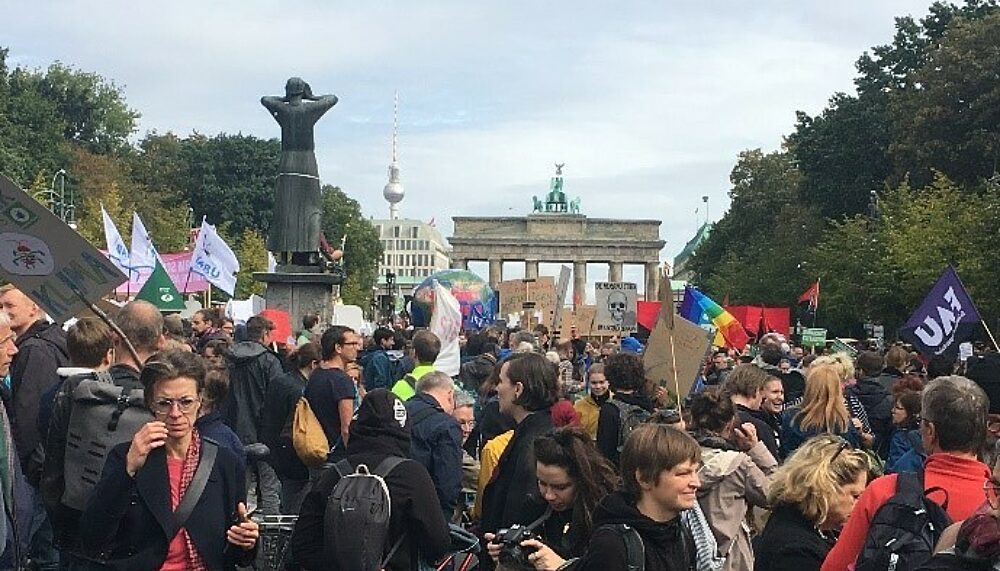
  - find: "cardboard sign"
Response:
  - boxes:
[644,311,711,399]
[0,174,127,322]
[594,282,638,332]
[551,265,572,332]
[497,277,557,325]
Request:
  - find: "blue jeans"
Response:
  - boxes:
[28,492,59,570]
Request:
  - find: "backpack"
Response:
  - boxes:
[292,397,329,468]
[62,372,153,511]
[608,399,652,454]
[855,472,952,571]
[324,457,408,571]
[595,524,644,571]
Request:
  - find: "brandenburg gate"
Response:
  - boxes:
[448,165,665,307]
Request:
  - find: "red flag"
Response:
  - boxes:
[798,280,820,310]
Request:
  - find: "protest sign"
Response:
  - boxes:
[594,282,638,332]
[551,265,572,332]
[497,277,556,325]
[0,174,127,322]
[830,338,859,357]
[431,280,462,376]
[644,310,710,399]
[899,266,982,359]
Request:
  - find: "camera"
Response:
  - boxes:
[495,507,552,567]
[495,524,537,567]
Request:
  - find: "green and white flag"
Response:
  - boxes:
[136,260,184,311]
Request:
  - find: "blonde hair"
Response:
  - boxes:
[795,365,850,434]
[768,434,868,525]
[811,353,854,382]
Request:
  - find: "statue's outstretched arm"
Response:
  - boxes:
[261,96,284,113]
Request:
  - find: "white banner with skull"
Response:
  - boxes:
[594,282,638,332]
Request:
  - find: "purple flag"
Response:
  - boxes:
[899,266,982,359]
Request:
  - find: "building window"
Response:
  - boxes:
[410,227,419,239]
[393,226,400,238]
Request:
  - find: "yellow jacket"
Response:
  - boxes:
[473,429,513,519]
[574,394,606,440]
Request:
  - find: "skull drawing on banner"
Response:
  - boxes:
[608,291,628,325]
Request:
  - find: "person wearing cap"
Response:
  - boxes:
[291,389,451,570]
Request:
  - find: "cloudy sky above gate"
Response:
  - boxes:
[5,0,932,287]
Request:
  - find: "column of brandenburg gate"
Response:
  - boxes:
[448,166,665,308]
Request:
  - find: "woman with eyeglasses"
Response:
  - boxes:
[754,435,869,571]
[79,351,259,571]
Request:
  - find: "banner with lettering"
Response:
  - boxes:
[899,266,982,359]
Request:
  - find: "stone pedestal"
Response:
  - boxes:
[253,269,343,330]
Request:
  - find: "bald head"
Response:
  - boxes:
[115,300,164,356]
[0,285,43,336]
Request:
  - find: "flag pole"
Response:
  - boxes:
[982,319,1000,352]
[812,277,820,328]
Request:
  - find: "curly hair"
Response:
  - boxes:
[768,434,868,526]
[604,352,646,392]
[533,428,620,555]
[689,385,736,433]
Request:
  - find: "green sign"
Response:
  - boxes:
[801,327,828,347]
[830,338,859,357]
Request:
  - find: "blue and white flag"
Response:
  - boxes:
[101,206,130,275]
[899,266,982,359]
[190,218,240,296]
[129,212,160,275]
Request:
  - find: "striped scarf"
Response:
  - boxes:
[177,430,207,571]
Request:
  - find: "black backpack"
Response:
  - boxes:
[608,400,652,454]
[855,472,952,571]
[324,457,408,571]
[595,524,644,571]
[62,372,153,511]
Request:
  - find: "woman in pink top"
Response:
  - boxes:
[80,351,259,570]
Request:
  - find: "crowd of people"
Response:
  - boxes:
[0,288,996,570]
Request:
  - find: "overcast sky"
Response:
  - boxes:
[4,0,933,290]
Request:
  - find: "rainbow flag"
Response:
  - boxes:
[679,287,750,350]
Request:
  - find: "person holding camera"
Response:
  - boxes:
[688,386,777,571]
[480,353,558,537]
[484,427,619,569]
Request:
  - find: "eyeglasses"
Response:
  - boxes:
[0,333,15,346]
[985,480,1000,509]
[151,396,200,416]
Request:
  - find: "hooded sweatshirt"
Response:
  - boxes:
[222,340,284,443]
[572,491,696,571]
[291,390,451,571]
[692,431,777,571]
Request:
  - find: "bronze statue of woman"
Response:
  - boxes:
[261,77,338,266]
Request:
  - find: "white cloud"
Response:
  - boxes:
[4,0,932,286]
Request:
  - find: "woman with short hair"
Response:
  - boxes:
[79,351,258,570]
[754,435,870,571]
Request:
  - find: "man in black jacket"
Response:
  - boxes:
[223,315,283,515]
[852,351,895,457]
[481,352,558,535]
[406,370,463,517]
[0,285,68,474]
[41,300,164,565]
[291,389,451,570]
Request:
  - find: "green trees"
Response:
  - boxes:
[320,186,382,307]
[0,45,381,305]
[691,1,1000,336]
